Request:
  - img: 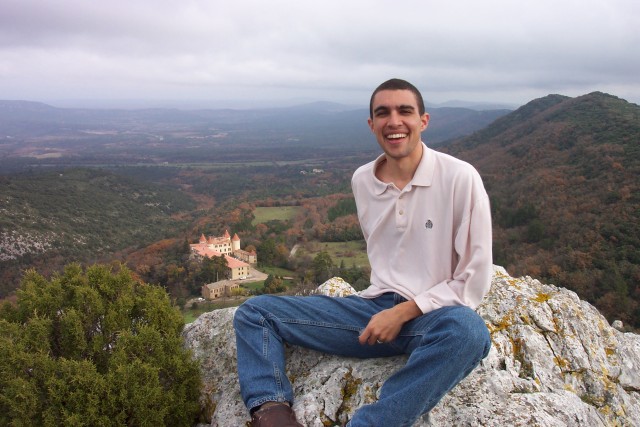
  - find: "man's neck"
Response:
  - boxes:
[376,143,423,190]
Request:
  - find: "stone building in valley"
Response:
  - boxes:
[190,230,257,300]
[201,280,240,299]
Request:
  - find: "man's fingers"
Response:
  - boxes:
[359,330,375,346]
[358,330,368,345]
[359,330,384,346]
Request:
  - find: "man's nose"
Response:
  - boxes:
[389,111,403,126]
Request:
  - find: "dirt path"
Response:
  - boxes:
[247,267,267,281]
[289,243,300,258]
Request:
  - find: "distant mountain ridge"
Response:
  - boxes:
[0,99,510,172]
[441,91,640,328]
[0,98,510,133]
[429,99,518,111]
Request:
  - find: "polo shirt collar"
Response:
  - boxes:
[412,142,435,187]
[371,142,435,195]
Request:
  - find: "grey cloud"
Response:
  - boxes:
[0,0,638,106]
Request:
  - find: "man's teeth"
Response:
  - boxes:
[387,134,407,139]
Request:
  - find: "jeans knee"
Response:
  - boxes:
[435,307,491,358]
[233,295,275,331]
[234,298,260,330]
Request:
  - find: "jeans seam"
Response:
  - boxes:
[392,331,423,352]
[262,322,269,357]
[273,364,284,400]
[258,315,287,407]
[279,317,362,332]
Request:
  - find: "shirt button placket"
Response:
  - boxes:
[396,193,407,229]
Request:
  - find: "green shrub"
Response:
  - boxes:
[0,263,201,427]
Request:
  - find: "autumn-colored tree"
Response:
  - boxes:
[263,274,285,294]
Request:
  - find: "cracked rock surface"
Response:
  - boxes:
[183,267,640,426]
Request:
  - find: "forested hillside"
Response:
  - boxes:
[0,168,195,297]
[442,92,640,327]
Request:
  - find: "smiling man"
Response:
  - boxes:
[234,78,493,427]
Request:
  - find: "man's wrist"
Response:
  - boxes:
[394,300,423,322]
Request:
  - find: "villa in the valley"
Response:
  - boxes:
[190,230,257,300]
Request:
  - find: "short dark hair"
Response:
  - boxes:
[369,78,426,118]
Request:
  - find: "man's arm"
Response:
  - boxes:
[413,189,493,314]
[358,300,422,345]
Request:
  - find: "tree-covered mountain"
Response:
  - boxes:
[441,92,640,327]
[0,168,195,297]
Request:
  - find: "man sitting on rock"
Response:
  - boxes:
[233,78,493,427]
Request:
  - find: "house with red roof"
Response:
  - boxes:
[190,230,257,286]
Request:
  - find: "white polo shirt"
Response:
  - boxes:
[351,142,493,314]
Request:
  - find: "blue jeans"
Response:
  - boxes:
[233,293,491,427]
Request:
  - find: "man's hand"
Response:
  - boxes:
[358,300,422,345]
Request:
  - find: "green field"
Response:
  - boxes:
[296,240,369,268]
[241,281,265,291]
[260,266,297,278]
[252,206,301,224]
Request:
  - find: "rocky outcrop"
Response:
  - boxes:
[182,267,640,426]
[0,230,57,261]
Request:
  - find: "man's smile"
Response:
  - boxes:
[386,133,408,141]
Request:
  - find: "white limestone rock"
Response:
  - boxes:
[183,267,640,426]
[314,277,358,297]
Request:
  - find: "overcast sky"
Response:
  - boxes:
[1,0,639,109]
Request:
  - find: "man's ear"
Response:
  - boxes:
[368,117,374,132]
[421,113,430,131]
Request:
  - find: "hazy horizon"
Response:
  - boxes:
[4,95,524,111]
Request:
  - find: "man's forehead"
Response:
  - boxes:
[371,89,419,109]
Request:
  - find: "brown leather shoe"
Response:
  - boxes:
[250,403,303,427]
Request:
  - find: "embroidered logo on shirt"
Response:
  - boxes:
[425,220,433,229]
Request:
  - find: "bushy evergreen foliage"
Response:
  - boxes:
[313,251,335,284]
[197,255,229,284]
[0,263,201,426]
